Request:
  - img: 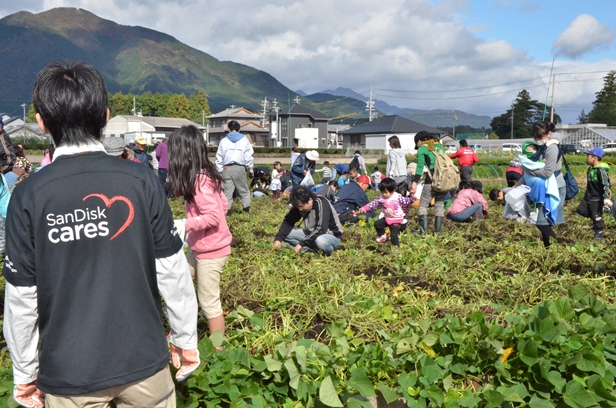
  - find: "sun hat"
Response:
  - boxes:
[584,147,605,158]
[305,150,319,162]
[103,137,126,156]
[135,136,147,145]
[357,175,370,185]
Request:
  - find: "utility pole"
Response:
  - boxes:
[132,96,136,116]
[550,73,556,123]
[272,99,280,147]
[21,103,27,144]
[366,85,376,121]
[452,111,457,140]
[294,96,301,105]
[202,110,205,127]
[261,97,269,127]
[510,101,514,140]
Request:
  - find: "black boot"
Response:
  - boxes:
[243,206,250,213]
[434,216,444,233]
[417,215,428,235]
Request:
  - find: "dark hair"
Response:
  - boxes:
[273,161,281,167]
[388,135,401,149]
[290,185,312,206]
[47,144,56,161]
[459,139,468,147]
[396,182,409,197]
[323,161,330,166]
[489,188,501,201]
[14,145,25,158]
[168,125,223,202]
[292,146,298,152]
[228,120,241,132]
[349,166,358,173]
[531,121,555,140]
[373,166,379,171]
[354,150,361,155]
[328,180,337,187]
[33,61,108,147]
[379,177,397,193]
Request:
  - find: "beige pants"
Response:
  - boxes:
[45,366,175,408]
[186,250,228,319]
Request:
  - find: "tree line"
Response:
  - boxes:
[27,90,212,125]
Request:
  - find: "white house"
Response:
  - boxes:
[103,115,206,144]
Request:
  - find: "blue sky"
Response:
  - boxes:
[0,0,614,124]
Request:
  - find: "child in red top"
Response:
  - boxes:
[168,125,232,340]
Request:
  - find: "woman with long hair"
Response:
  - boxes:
[167,125,231,340]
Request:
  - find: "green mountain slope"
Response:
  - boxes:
[0,7,296,114]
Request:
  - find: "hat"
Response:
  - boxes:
[414,131,432,150]
[584,147,605,158]
[522,141,537,159]
[135,136,147,145]
[357,175,370,185]
[305,150,319,162]
[103,137,126,156]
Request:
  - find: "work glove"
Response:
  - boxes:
[14,382,45,408]
[604,199,613,209]
[249,169,254,178]
[170,343,200,381]
[173,219,186,242]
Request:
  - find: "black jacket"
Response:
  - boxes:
[333,181,375,223]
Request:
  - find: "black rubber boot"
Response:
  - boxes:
[417,215,428,235]
[434,216,444,234]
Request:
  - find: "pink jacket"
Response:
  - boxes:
[446,189,488,216]
[185,175,232,259]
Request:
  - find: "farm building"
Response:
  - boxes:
[559,124,616,148]
[269,104,330,149]
[339,115,445,154]
[207,107,270,147]
[103,115,205,145]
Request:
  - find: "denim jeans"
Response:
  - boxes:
[447,203,483,222]
[284,227,341,255]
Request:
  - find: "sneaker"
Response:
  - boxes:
[595,230,604,240]
[376,234,388,243]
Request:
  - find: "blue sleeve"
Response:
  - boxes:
[0,174,10,219]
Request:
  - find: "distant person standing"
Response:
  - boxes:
[350,150,367,175]
[150,142,159,176]
[0,119,16,177]
[290,146,300,167]
[216,120,254,214]
[448,139,478,190]
[131,136,149,165]
[386,135,407,186]
[156,138,170,196]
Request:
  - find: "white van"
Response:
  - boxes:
[502,143,522,152]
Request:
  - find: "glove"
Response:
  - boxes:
[173,219,186,242]
[14,382,45,408]
[170,343,200,381]
[249,169,254,178]
[604,199,613,209]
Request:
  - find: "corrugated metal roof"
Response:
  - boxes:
[593,128,616,141]
[340,115,443,135]
[117,115,205,129]
[206,107,260,119]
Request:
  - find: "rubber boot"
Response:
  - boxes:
[417,215,428,235]
[434,216,444,234]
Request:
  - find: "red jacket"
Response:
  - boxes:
[449,147,478,167]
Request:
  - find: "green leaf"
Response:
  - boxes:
[569,284,588,302]
[459,390,481,407]
[549,298,575,320]
[563,380,598,408]
[236,305,254,318]
[422,332,440,347]
[529,395,555,408]
[346,395,373,408]
[294,345,307,373]
[263,355,282,372]
[319,376,343,407]
[422,364,443,384]
[545,371,566,393]
[347,368,376,397]
[377,382,399,404]
[284,359,301,390]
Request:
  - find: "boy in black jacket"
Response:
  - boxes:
[577,147,611,240]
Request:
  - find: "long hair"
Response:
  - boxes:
[167,125,223,202]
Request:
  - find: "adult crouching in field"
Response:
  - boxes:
[291,150,319,185]
[273,185,343,255]
[216,120,254,215]
[524,121,566,247]
[446,181,488,222]
[3,61,198,407]
[333,174,375,223]
[410,131,447,234]
[386,135,407,186]
[448,139,478,190]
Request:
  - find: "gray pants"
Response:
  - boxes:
[418,183,446,216]
[222,165,251,210]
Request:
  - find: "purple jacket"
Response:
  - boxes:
[156,139,169,169]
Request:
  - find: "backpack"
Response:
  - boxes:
[432,149,460,193]
[349,155,360,171]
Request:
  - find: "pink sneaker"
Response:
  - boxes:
[376,234,388,243]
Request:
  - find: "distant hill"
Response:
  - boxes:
[0,8,297,114]
[318,87,492,128]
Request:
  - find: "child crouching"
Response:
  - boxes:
[354,177,415,246]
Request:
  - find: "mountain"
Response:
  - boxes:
[0,8,297,114]
[317,88,492,128]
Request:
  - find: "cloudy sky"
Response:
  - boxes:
[1,0,615,124]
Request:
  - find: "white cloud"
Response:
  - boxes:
[552,14,616,59]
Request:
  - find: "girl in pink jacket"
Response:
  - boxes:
[168,125,232,340]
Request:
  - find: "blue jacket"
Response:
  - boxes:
[130,146,148,165]
[333,181,375,223]
[291,153,316,184]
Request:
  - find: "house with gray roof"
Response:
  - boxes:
[206,107,269,147]
[103,115,206,145]
[340,115,445,153]
[269,104,330,149]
